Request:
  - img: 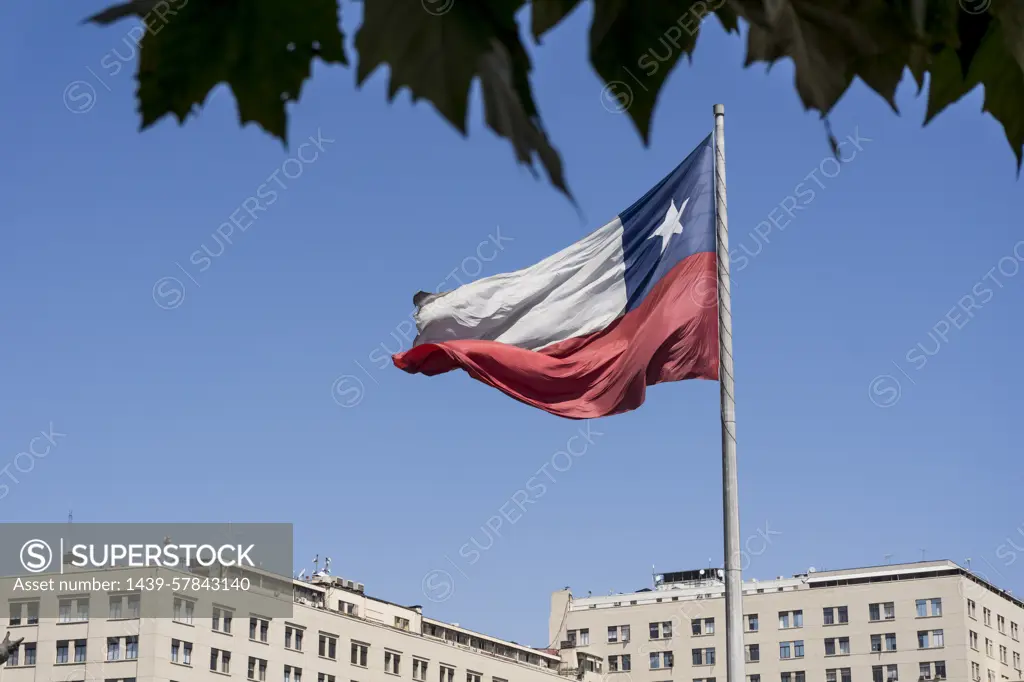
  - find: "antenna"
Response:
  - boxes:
[920,549,927,561]
[313,555,319,573]
[67,510,72,524]
[966,558,972,571]
[884,554,892,565]
[324,557,332,574]
[297,569,306,580]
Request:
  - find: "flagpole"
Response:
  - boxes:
[713,103,744,682]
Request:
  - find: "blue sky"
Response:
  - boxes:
[3,1,1024,648]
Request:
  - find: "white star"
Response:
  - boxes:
[648,197,688,254]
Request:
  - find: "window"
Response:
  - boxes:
[214,607,233,633]
[973,662,982,680]
[384,651,401,675]
[413,659,428,681]
[211,648,231,673]
[8,601,28,626]
[58,597,89,622]
[692,618,715,635]
[823,607,848,625]
[286,626,304,650]
[746,613,759,632]
[319,634,337,659]
[871,634,898,652]
[824,637,849,656]
[578,628,589,645]
[171,640,194,666]
[74,640,86,663]
[173,598,194,625]
[317,675,335,682]
[779,610,802,628]
[745,644,759,663]
[988,638,995,657]
[748,676,761,682]
[248,658,257,680]
[467,673,481,682]
[607,655,631,671]
[286,666,301,682]
[440,665,455,682]
[918,630,944,649]
[779,641,803,659]
[999,615,1006,634]
[872,664,899,682]
[24,643,35,666]
[969,600,978,618]
[869,602,894,622]
[125,636,137,660]
[607,625,630,643]
[5,644,17,667]
[250,617,269,642]
[692,648,715,665]
[780,673,806,682]
[394,617,410,631]
[1012,622,1019,641]
[919,660,946,680]
[1014,651,1020,670]
[649,621,672,639]
[1000,645,1008,664]
[648,651,673,669]
[985,608,993,626]
[56,640,69,664]
[338,600,358,616]
[972,631,980,649]
[108,595,139,619]
[351,642,368,667]
[826,669,852,682]
[108,637,120,661]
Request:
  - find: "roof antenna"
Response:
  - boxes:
[921,549,927,561]
[884,554,892,565]
[67,510,72,524]
[966,558,972,571]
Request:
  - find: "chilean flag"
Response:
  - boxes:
[393,134,719,419]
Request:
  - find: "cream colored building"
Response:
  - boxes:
[549,560,1024,682]
[1,564,588,682]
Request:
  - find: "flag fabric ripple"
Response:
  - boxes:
[393,134,720,419]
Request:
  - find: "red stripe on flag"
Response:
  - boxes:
[393,252,719,419]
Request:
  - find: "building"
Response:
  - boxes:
[549,560,1024,682]
[1,562,587,682]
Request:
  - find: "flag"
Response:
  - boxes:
[393,134,719,419]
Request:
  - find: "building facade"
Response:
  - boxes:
[549,560,1024,682]
[1,566,579,682]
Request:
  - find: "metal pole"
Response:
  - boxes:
[714,103,744,682]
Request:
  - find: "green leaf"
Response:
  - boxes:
[479,40,572,199]
[86,0,347,144]
[531,0,584,40]
[589,0,714,144]
[956,10,993,77]
[356,0,572,198]
[991,0,1024,69]
[715,4,741,33]
[736,0,894,115]
[923,46,971,124]
[969,20,1024,170]
[84,0,162,25]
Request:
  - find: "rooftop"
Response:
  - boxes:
[566,559,1023,612]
